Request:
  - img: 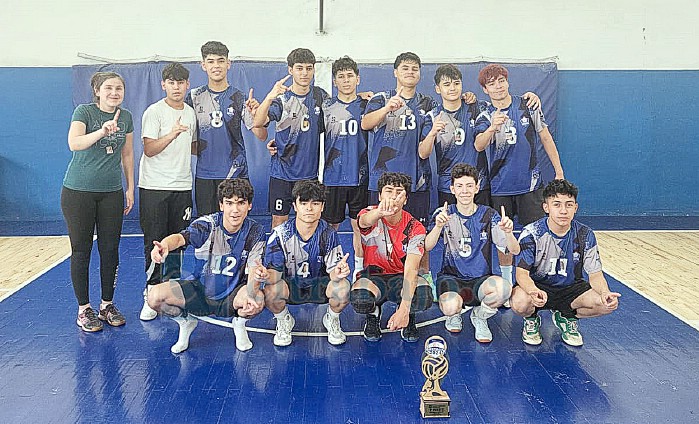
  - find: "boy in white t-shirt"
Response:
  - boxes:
[139,62,198,320]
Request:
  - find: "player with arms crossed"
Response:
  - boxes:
[425,164,520,342]
[511,179,620,346]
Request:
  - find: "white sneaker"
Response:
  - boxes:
[171,316,198,353]
[445,314,463,332]
[322,311,346,345]
[232,317,253,351]
[273,312,295,346]
[140,287,157,321]
[470,311,493,343]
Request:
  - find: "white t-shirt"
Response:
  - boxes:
[138,99,196,190]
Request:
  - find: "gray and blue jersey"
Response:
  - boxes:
[516,218,603,287]
[322,96,368,187]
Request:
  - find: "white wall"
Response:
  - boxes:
[1,0,697,69]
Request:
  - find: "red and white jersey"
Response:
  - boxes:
[358,208,426,274]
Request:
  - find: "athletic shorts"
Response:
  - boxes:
[178,279,244,317]
[195,178,249,217]
[369,190,431,225]
[268,177,296,216]
[438,189,491,209]
[322,185,368,224]
[533,279,593,318]
[286,277,331,305]
[491,187,545,226]
[436,274,490,307]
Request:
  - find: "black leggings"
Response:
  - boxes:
[61,187,124,306]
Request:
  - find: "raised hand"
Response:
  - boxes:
[245,88,261,116]
[101,109,121,136]
[462,91,477,104]
[171,116,189,137]
[429,113,446,137]
[498,205,514,233]
[435,201,450,228]
[490,108,507,132]
[151,240,169,264]
[522,92,541,110]
[330,253,351,282]
[266,75,291,100]
[377,190,406,217]
[385,86,405,112]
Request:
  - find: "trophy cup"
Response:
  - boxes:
[419,335,451,418]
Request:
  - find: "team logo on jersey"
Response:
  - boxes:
[573,252,580,261]
[227,106,236,117]
[520,116,529,127]
[469,119,475,128]
[314,106,321,115]
[480,231,487,240]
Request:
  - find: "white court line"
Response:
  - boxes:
[0,251,71,303]
[604,268,699,331]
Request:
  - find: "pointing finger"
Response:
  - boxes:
[396,86,404,97]
[248,88,254,100]
[280,75,291,85]
[113,109,120,123]
[501,206,506,219]
[443,201,448,213]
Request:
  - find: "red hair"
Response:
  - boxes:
[478,64,509,88]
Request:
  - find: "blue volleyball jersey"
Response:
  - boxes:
[474,96,547,195]
[322,96,369,187]
[264,219,344,288]
[186,85,253,180]
[516,218,603,288]
[181,214,265,300]
[430,204,509,279]
[267,87,329,181]
[429,100,489,193]
[365,90,437,192]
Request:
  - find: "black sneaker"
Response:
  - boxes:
[401,313,419,342]
[363,308,382,342]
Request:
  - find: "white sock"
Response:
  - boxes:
[232,317,252,351]
[474,304,498,320]
[274,307,289,320]
[171,315,197,354]
[327,305,340,318]
[500,265,513,285]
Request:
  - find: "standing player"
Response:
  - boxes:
[262,180,351,346]
[511,179,620,346]
[321,56,369,280]
[424,164,520,342]
[147,179,266,353]
[253,48,329,229]
[186,41,267,216]
[474,64,563,286]
[138,63,197,321]
[349,172,433,343]
[63,71,134,332]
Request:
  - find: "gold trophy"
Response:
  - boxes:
[419,335,451,418]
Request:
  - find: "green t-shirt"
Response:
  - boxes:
[63,104,134,192]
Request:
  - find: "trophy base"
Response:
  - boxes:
[420,393,451,418]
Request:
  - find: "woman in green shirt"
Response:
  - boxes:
[61,71,135,332]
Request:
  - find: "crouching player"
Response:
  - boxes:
[147,179,266,353]
[425,164,520,342]
[511,179,620,346]
[262,180,351,347]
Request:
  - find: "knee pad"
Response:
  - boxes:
[350,288,376,314]
[411,285,434,312]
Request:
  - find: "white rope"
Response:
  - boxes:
[194,307,472,337]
